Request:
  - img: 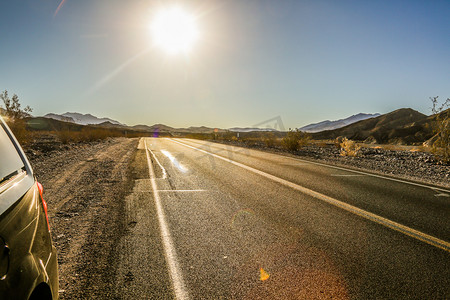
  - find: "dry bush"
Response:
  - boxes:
[430,96,449,162]
[340,137,361,157]
[282,129,310,151]
[56,130,79,144]
[263,132,277,147]
[334,137,344,148]
[7,119,35,145]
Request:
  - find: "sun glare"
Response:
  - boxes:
[150,6,199,55]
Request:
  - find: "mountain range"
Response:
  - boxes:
[45,112,382,134]
[44,112,125,126]
[42,109,446,145]
[311,108,447,145]
[299,113,381,133]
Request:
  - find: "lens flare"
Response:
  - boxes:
[150,6,199,55]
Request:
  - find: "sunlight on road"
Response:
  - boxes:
[161,149,188,173]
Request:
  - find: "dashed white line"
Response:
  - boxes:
[144,139,190,300]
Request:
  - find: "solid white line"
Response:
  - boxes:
[137,190,207,193]
[144,139,190,300]
[169,138,450,253]
[148,148,167,179]
[331,174,365,177]
[157,189,207,192]
[287,156,450,192]
[183,138,450,193]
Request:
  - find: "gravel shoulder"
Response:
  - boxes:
[28,137,139,299]
[209,140,450,188]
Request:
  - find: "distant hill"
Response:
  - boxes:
[312,108,438,145]
[229,127,279,132]
[44,112,125,126]
[299,113,380,133]
[42,112,226,134]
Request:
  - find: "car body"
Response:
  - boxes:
[0,116,59,300]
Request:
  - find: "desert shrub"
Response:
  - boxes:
[263,132,276,147]
[56,127,120,144]
[56,130,80,144]
[430,96,449,162]
[282,129,310,151]
[340,137,361,157]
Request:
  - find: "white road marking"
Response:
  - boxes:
[148,148,167,179]
[280,162,310,166]
[144,139,190,300]
[184,138,450,193]
[286,153,450,192]
[157,189,207,192]
[137,189,207,193]
[331,174,365,177]
[169,138,450,253]
[435,193,449,197]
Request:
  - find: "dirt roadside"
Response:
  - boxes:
[29,137,139,299]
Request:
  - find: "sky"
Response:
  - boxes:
[0,0,449,129]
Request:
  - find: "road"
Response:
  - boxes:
[115,137,449,299]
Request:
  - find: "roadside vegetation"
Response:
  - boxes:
[0,90,33,145]
[0,90,150,148]
[430,96,449,163]
[339,137,361,157]
[281,129,310,151]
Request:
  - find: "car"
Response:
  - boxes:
[0,116,59,300]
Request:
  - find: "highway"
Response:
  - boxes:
[116,137,450,299]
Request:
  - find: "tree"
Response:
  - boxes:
[430,96,449,163]
[0,90,32,121]
[0,90,33,144]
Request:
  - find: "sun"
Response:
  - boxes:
[150,6,199,55]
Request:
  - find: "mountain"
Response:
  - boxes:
[299,113,381,133]
[228,127,279,132]
[42,112,227,134]
[312,108,436,145]
[44,112,125,126]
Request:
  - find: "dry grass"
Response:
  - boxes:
[56,128,121,144]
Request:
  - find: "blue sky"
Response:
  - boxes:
[1,0,449,128]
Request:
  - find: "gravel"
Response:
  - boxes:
[26,137,139,299]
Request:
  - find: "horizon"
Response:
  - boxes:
[1,0,449,129]
[42,108,425,130]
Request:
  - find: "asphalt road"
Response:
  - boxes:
[116,137,450,299]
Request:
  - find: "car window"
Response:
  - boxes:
[0,125,25,184]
